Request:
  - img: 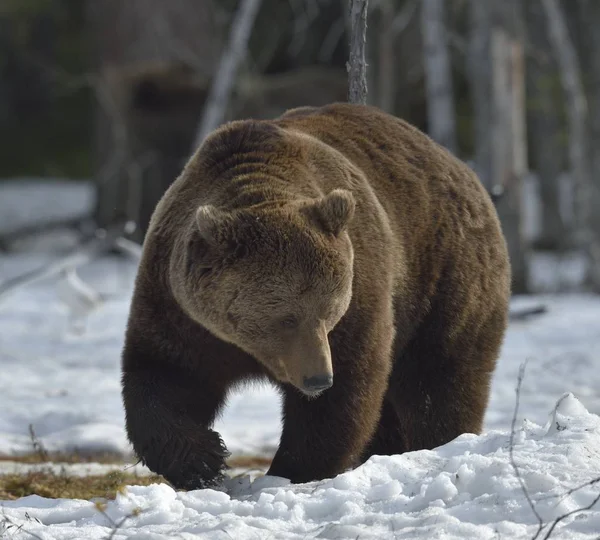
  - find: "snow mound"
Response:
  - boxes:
[2,395,599,540]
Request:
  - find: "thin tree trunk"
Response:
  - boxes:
[192,0,263,149]
[578,0,600,283]
[491,17,529,294]
[468,0,493,191]
[541,0,600,291]
[468,0,529,292]
[377,0,395,113]
[347,0,369,104]
[421,0,457,154]
[525,0,566,251]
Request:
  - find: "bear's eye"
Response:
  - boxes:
[278,315,299,329]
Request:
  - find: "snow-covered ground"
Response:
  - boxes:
[1,179,599,538]
[1,394,599,539]
[2,253,599,458]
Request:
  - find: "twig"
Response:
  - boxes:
[28,424,49,463]
[0,509,44,540]
[510,362,600,540]
[541,490,600,539]
[509,361,545,539]
[553,477,600,504]
[94,499,142,540]
[347,0,369,104]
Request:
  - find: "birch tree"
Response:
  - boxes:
[469,0,530,293]
[421,0,457,154]
[525,0,566,250]
[193,0,263,148]
[541,0,600,291]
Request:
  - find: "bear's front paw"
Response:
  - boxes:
[140,429,230,490]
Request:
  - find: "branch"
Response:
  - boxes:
[509,305,548,321]
[192,0,264,149]
[0,222,132,303]
[94,498,142,540]
[318,18,346,63]
[347,0,369,104]
[0,509,43,540]
[114,237,143,259]
[541,489,600,539]
[391,0,418,36]
[0,215,94,252]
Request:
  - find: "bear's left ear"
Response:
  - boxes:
[304,189,356,236]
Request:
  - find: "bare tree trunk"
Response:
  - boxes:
[347,0,369,104]
[468,0,493,191]
[578,0,600,286]
[541,0,600,291]
[377,0,395,113]
[525,0,566,251]
[421,0,457,154]
[193,0,263,149]
[470,0,529,293]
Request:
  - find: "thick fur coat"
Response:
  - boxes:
[121,103,511,489]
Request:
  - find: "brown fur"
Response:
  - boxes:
[121,103,511,489]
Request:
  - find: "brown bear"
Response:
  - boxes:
[121,103,511,490]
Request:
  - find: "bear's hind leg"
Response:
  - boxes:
[362,306,506,458]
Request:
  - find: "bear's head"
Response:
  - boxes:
[172,189,355,397]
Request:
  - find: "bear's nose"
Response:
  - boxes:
[303,374,333,392]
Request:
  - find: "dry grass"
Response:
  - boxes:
[0,452,272,501]
[0,469,165,501]
[0,451,128,465]
[227,455,272,470]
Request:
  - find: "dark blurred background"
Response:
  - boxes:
[2,0,600,296]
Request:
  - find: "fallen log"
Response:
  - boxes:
[509,304,548,321]
[0,221,139,303]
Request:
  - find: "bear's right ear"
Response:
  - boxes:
[303,189,356,237]
[188,205,229,270]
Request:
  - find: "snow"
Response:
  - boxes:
[0,461,150,478]
[1,179,600,538]
[1,394,599,539]
[0,178,94,238]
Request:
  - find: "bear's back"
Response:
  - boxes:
[275,103,496,239]
[276,103,510,342]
